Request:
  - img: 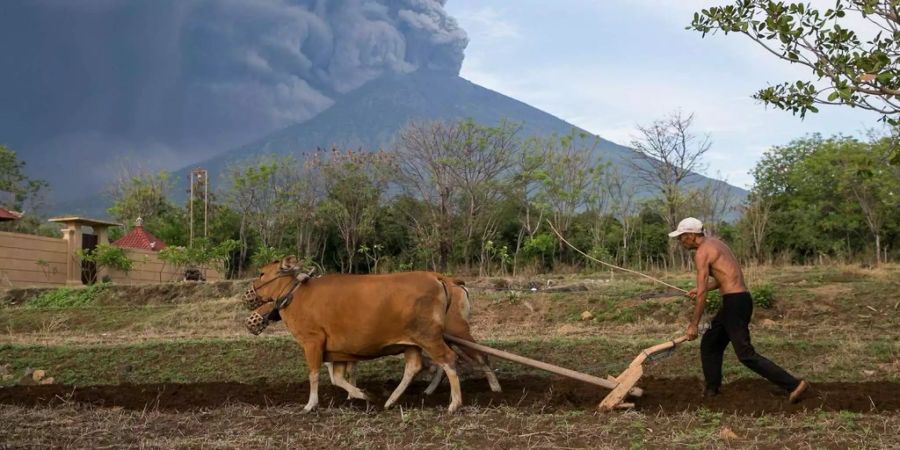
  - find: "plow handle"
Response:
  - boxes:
[633,335,690,367]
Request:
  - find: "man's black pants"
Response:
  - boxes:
[701,292,800,392]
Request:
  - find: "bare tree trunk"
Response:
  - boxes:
[875,234,882,266]
[238,216,247,275]
[439,188,451,272]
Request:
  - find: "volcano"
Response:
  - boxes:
[59,70,745,214]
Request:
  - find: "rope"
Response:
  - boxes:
[546,219,688,294]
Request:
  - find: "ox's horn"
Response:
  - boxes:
[296,266,316,283]
[279,255,299,272]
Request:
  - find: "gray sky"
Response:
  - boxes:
[445,0,883,188]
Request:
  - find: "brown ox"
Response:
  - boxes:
[248,257,465,412]
[326,281,502,397]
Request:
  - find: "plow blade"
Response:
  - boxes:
[597,335,689,411]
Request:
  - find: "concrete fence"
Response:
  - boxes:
[0,229,224,288]
[107,248,224,284]
[0,231,69,287]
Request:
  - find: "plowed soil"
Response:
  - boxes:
[2,376,897,414]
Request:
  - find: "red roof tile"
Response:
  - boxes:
[112,225,167,251]
[0,207,22,221]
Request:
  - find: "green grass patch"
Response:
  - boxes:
[0,306,176,334]
[26,283,111,309]
[2,335,895,387]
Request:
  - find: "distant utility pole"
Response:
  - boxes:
[188,168,209,248]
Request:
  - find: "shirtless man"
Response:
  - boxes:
[670,217,808,402]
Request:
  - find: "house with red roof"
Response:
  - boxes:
[0,207,22,222]
[112,217,167,251]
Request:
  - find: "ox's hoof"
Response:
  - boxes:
[348,391,369,402]
[447,401,462,414]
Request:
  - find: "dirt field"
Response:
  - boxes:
[2,264,899,448]
[3,377,899,414]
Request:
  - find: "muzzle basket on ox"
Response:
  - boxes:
[245,311,270,336]
[242,286,266,311]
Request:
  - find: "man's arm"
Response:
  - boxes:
[688,277,719,297]
[686,250,709,340]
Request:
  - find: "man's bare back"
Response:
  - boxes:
[695,237,747,295]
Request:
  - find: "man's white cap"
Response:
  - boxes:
[668,217,704,237]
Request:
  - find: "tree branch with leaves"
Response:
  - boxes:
[690,1,900,162]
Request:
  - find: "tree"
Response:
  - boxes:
[396,121,461,271]
[0,144,47,212]
[446,119,520,274]
[690,174,737,236]
[315,149,395,273]
[286,158,324,263]
[690,1,900,162]
[823,137,898,264]
[607,168,640,266]
[107,169,172,224]
[534,130,605,263]
[397,119,520,273]
[742,194,773,263]
[223,155,309,274]
[509,139,550,274]
[752,136,833,260]
[749,134,900,263]
[586,159,613,258]
[629,111,710,266]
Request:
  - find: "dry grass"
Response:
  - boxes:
[2,402,898,449]
[1,265,899,448]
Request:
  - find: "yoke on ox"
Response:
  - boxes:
[245,256,684,412]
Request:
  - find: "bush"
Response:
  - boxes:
[28,283,109,308]
[159,238,240,280]
[701,285,775,312]
[522,233,555,259]
[704,290,722,312]
[752,283,776,309]
[250,246,288,270]
[76,244,133,284]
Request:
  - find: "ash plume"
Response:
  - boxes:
[0,0,468,202]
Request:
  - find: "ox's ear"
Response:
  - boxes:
[279,255,299,272]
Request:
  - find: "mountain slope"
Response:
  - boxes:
[193,70,639,173]
[60,70,746,215]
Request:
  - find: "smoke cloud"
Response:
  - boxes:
[0,0,467,203]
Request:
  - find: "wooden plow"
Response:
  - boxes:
[445,333,689,411]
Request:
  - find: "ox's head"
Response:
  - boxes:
[242,256,302,310]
